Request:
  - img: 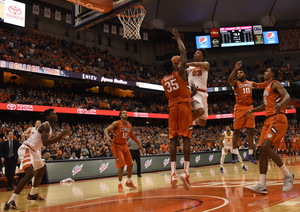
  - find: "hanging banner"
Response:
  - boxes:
[44,7,51,18]
[104,24,109,33]
[119,27,124,36]
[143,32,148,41]
[66,13,71,24]
[111,25,116,34]
[32,4,39,15]
[55,10,61,21]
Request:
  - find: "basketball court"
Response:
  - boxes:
[1,157,299,211]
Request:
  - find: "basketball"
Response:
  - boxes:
[171,55,180,68]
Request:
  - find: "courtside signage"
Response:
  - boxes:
[0,103,296,120]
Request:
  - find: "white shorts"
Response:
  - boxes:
[191,91,208,120]
[222,147,233,155]
[19,145,44,172]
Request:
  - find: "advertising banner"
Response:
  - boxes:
[46,150,249,183]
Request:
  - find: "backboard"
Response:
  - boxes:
[70,0,150,31]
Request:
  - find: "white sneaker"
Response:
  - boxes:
[245,183,268,195]
[170,174,178,189]
[283,172,294,192]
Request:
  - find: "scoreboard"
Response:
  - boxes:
[219,26,254,47]
[195,25,279,49]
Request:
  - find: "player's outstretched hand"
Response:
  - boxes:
[235,61,242,70]
[171,28,180,40]
[61,129,72,138]
[245,109,252,119]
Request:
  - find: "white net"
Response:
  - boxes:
[117,6,146,40]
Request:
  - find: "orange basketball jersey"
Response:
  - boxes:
[291,137,298,144]
[263,80,286,116]
[234,80,253,106]
[113,120,132,145]
[161,71,191,108]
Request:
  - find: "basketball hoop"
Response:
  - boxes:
[117,5,146,40]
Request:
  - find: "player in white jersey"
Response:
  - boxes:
[22,120,41,139]
[186,48,210,127]
[4,109,71,210]
[219,126,247,174]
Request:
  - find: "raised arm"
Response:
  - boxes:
[171,28,187,80]
[21,127,32,138]
[104,121,118,143]
[228,61,242,87]
[187,61,210,71]
[40,123,71,146]
[272,81,291,114]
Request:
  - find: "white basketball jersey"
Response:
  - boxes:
[223,131,233,147]
[24,121,52,151]
[29,127,37,137]
[186,66,208,90]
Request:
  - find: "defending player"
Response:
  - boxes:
[291,134,299,156]
[220,126,247,174]
[104,110,143,193]
[162,28,193,191]
[228,61,267,164]
[245,67,294,194]
[186,48,210,127]
[4,109,71,210]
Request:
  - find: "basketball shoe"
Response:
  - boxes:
[283,172,294,192]
[245,184,268,195]
[180,172,190,191]
[118,184,124,193]
[170,173,178,189]
[125,181,137,190]
[4,201,19,210]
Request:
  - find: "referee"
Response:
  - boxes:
[127,137,142,177]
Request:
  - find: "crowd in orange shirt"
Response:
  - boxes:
[1,27,300,87]
[0,118,298,160]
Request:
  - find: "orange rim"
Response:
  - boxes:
[117,5,146,18]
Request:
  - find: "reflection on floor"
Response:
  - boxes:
[0,156,300,211]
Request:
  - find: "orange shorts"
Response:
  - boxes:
[292,143,299,151]
[111,143,134,168]
[258,114,288,146]
[279,142,287,150]
[169,102,193,139]
[233,105,255,129]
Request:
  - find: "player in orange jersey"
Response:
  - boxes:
[228,61,267,164]
[162,28,195,191]
[245,67,294,194]
[291,134,299,156]
[104,111,143,193]
[279,136,287,157]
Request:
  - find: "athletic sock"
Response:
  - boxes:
[171,162,176,176]
[30,187,38,195]
[184,161,190,175]
[259,174,266,186]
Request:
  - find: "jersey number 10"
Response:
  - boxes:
[243,87,250,94]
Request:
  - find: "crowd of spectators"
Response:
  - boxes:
[0,119,299,161]
[6,81,300,115]
[1,27,300,87]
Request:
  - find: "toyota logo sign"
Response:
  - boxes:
[8,6,22,15]
[7,104,16,110]
[77,108,85,114]
[133,112,139,117]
